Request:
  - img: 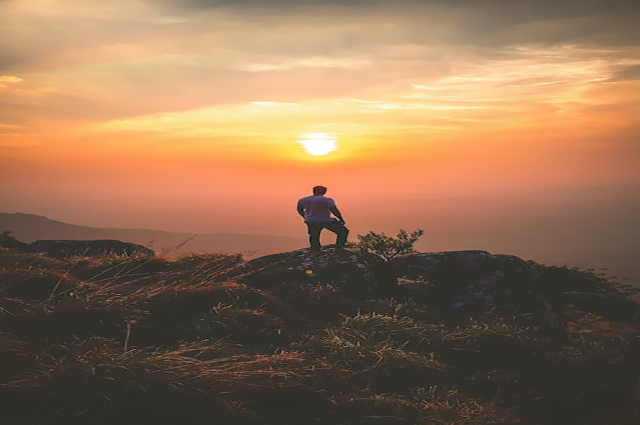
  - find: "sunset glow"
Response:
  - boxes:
[1,0,639,279]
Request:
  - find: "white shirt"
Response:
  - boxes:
[297,195,336,223]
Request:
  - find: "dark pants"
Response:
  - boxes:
[306,220,349,249]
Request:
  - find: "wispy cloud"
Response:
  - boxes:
[250,101,298,107]
[0,75,23,89]
[0,0,638,141]
[239,57,370,72]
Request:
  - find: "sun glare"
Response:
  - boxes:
[300,133,337,156]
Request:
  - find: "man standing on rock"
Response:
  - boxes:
[297,186,349,250]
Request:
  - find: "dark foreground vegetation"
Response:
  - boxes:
[0,233,638,425]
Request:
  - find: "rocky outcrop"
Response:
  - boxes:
[386,250,640,328]
[28,239,154,258]
[218,248,636,328]
[391,250,532,280]
[390,250,558,327]
[226,246,397,293]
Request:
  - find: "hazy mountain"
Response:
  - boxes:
[0,213,304,258]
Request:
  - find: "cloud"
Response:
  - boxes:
[160,0,640,47]
[90,42,639,143]
[238,57,370,72]
[0,0,639,131]
[0,75,22,83]
[0,75,22,89]
[250,101,298,106]
[607,64,640,81]
[3,0,638,77]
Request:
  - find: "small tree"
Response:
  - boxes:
[357,229,425,261]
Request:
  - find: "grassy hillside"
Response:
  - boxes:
[0,243,638,425]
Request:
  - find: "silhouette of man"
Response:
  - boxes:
[297,186,349,250]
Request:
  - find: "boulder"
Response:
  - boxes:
[29,239,154,258]
[389,251,555,326]
[226,246,396,293]
[390,250,532,280]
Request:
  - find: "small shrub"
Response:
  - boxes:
[357,229,425,260]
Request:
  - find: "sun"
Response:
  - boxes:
[299,133,337,156]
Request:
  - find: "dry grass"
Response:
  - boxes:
[1,336,346,425]
[0,248,638,424]
[337,387,517,425]
[0,247,64,269]
[0,268,85,301]
[305,326,447,392]
[341,313,446,348]
[2,338,245,425]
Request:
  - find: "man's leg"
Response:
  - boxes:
[323,220,349,247]
[307,222,322,250]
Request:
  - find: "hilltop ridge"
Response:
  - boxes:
[0,239,639,424]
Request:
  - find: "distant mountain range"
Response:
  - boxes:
[0,213,304,257]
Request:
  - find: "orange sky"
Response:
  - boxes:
[1,0,640,278]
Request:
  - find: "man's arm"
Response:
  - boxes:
[297,200,306,218]
[330,206,345,225]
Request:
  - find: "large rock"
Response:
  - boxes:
[29,239,154,258]
[391,250,532,281]
[389,251,556,326]
[226,246,396,293]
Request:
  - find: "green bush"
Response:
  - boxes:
[357,229,425,260]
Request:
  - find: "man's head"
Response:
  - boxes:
[312,186,327,196]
